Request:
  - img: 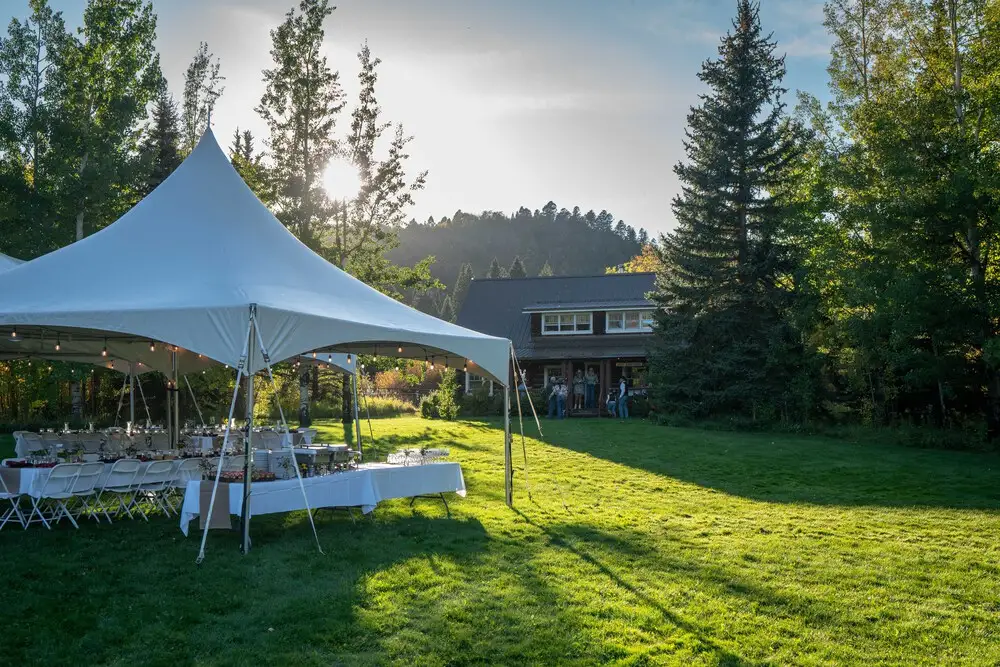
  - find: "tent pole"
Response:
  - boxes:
[172,350,180,446]
[241,308,256,555]
[184,375,206,428]
[504,382,512,508]
[136,374,152,426]
[351,370,362,457]
[129,363,135,427]
[166,372,172,445]
[114,373,128,427]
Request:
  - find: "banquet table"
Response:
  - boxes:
[179,461,466,536]
[2,460,202,496]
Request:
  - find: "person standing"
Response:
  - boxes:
[585,367,597,408]
[557,379,568,419]
[545,376,557,418]
[618,376,629,420]
[573,370,585,411]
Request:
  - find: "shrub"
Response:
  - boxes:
[420,369,460,421]
[362,395,417,418]
[461,385,504,416]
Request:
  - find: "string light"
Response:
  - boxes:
[47,365,52,372]
[347,354,352,364]
[463,363,468,372]
[328,354,332,363]
[397,346,403,354]
[149,340,155,352]
[312,351,317,359]
[9,327,16,339]
[54,335,60,351]
[102,338,108,357]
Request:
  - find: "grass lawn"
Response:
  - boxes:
[1,418,999,665]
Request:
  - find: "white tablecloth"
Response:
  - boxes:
[188,436,216,453]
[179,462,466,536]
[4,460,201,496]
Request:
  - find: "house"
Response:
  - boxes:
[456,272,656,415]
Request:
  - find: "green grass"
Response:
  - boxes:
[1,417,999,665]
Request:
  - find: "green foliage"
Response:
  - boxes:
[460,384,504,416]
[538,260,553,277]
[138,82,181,195]
[362,395,416,418]
[649,0,819,425]
[452,261,474,311]
[420,368,460,420]
[391,205,645,294]
[486,256,506,279]
[508,255,526,278]
[181,41,223,153]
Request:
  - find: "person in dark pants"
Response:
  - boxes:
[545,377,557,418]
[618,376,629,420]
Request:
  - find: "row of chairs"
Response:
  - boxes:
[0,458,205,531]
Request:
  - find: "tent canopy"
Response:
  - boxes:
[0,253,23,272]
[0,129,510,383]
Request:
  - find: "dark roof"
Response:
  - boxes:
[456,273,656,360]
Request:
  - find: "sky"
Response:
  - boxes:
[41,0,833,236]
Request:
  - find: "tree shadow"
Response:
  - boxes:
[537,420,1000,509]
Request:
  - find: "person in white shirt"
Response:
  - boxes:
[618,376,629,420]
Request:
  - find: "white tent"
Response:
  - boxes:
[0,129,510,383]
[0,128,515,556]
[0,252,23,272]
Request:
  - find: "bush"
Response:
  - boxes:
[362,395,417,418]
[420,369,460,421]
[461,385,504,417]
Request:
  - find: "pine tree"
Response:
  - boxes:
[486,257,507,279]
[139,82,181,195]
[649,0,811,423]
[438,295,456,323]
[228,127,272,205]
[452,262,474,309]
[508,255,527,278]
[538,261,554,277]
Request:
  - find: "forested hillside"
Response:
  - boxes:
[389,203,647,290]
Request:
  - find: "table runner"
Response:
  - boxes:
[199,482,232,530]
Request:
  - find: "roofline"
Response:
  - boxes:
[471,272,656,282]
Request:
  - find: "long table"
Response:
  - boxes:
[2,460,202,496]
[179,462,466,536]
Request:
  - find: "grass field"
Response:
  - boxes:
[1,417,999,665]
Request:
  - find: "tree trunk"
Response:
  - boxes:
[298,368,311,427]
[341,375,352,425]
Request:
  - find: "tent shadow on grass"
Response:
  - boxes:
[531,419,1000,510]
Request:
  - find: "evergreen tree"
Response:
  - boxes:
[649,0,812,423]
[486,257,507,279]
[139,82,181,195]
[228,127,272,206]
[452,262,474,309]
[438,295,456,323]
[181,42,224,153]
[538,261,554,277]
[508,255,527,278]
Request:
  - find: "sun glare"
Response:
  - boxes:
[322,158,362,201]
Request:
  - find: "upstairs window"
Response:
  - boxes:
[606,309,654,333]
[541,312,592,335]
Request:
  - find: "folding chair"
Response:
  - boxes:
[133,461,177,519]
[69,462,106,524]
[0,468,26,531]
[18,431,46,457]
[148,432,170,452]
[28,464,82,529]
[95,459,142,523]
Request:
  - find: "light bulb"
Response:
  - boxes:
[397,346,403,353]
[149,341,155,352]
[347,354,352,364]
[312,351,317,359]
[9,327,16,339]
[463,364,468,372]
[328,354,332,363]
[54,336,60,351]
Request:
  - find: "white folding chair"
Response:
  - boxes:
[69,462,106,524]
[95,459,142,522]
[19,431,46,457]
[133,461,177,519]
[0,469,26,531]
[28,464,82,529]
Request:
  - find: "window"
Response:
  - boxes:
[541,312,592,335]
[606,309,654,333]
